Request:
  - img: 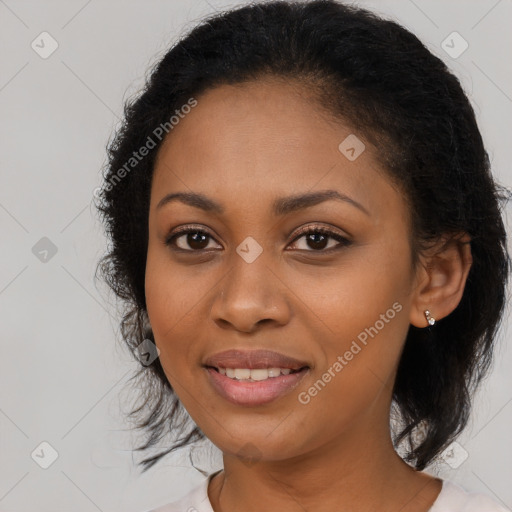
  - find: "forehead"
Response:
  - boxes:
[151,80,404,219]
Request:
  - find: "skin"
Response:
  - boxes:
[145,78,472,512]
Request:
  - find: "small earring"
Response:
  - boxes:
[424,310,436,326]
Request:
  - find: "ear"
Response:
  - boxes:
[410,233,473,328]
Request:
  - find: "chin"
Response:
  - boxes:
[204,424,310,463]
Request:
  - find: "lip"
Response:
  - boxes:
[203,349,310,407]
[205,366,310,406]
[203,349,310,370]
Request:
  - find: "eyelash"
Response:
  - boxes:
[164,224,351,254]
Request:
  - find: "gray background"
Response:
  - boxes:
[0,0,511,510]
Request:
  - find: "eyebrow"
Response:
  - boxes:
[156,189,370,216]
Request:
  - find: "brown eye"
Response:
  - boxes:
[288,226,351,252]
[165,228,221,251]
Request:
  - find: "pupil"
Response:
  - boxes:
[188,232,209,249]
[308,233,327,250]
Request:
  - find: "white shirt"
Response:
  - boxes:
[146,472,509,512]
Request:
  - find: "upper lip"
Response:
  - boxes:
[204,349,310,370]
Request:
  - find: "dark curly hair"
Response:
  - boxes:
[95,0,510,472]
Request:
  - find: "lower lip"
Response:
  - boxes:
[205,367,309,406]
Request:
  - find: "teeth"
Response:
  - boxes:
[268,368,281,378]
[250,369,272,381]
[217,367,298,381]
[234,368,251,380]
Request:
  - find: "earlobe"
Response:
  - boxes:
[410,234,472,328]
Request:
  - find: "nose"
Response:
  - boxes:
[210,256,291,333]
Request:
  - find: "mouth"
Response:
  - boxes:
[203,349,311,406]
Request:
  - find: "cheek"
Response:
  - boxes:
[316,277,409,354]
[296,285,408,403]
[296,243,411,342]
[293,244,412,399]
[292,289,409,446]
[144,249,199,374]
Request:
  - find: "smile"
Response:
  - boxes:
[205,366,309,406]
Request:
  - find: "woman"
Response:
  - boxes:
[96,1,510,510]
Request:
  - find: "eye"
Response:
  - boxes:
[288,225,351,252]
[165,224,351,253]
[165,225,221,252]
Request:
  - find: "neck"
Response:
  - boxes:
[208,406,442,512]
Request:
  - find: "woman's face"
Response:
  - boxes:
[145,79,421,462]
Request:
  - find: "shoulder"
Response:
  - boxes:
[141,472,215,512]
[430,479,509,512]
